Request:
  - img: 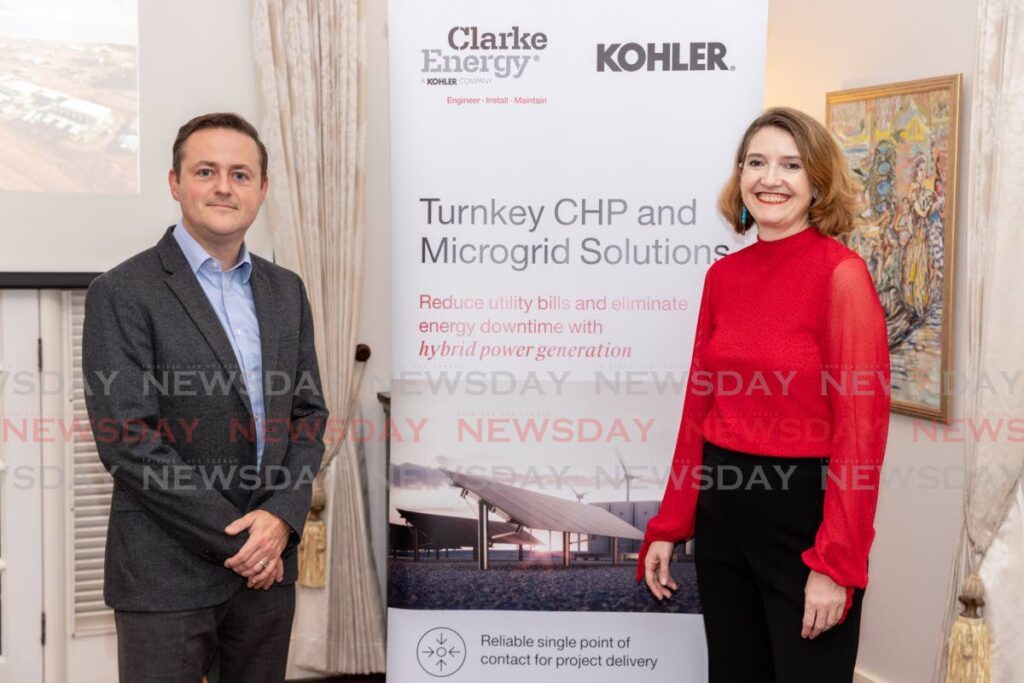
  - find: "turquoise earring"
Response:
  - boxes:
[740,206,749,226]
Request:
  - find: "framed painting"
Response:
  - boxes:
[826,74,961,423]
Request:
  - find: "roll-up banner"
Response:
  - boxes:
[388,2,767,680]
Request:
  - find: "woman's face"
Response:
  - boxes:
[740,126,813,234]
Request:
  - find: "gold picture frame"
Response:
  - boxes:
[826,74,961,423]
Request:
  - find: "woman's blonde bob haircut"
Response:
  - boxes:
[718,107,860,237]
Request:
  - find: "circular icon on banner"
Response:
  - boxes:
[416,627,467,677]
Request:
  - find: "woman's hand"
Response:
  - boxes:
[802,570,846,638]
[643,541,678,600]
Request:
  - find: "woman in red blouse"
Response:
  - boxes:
[638,107,890,682]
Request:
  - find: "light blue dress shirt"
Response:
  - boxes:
[173,223,266,468]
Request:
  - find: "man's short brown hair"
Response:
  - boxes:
[172,112,268,181]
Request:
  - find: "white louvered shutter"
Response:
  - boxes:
[66,290,114,635]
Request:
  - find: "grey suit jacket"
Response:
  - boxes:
[83,226,328,611]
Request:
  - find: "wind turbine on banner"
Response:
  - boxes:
[569,485,589,551]
[569,485,589,503]
[617,449,637,503]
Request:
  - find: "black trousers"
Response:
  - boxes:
[114,582,295,683]
[694,441,864,683]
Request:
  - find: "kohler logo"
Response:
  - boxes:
[597,42,731,72]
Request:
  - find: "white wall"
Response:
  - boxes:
[765,1,978,682]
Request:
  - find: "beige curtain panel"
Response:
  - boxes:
[943,0,1024,680]
[252,0,385,673]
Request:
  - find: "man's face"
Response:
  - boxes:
[168,128,267,244]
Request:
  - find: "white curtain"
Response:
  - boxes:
[979,482,1024,682]
[252,0,386,673]
[944,0,1024,680]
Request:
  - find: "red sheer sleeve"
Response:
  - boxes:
[800,256,891,614]
[635,267,716,581]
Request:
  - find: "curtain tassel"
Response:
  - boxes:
[946,574,991,682]
[298,508,327,588]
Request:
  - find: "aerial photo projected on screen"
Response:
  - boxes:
[0,0,137,193]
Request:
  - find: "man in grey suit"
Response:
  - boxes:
[83,112,328,682]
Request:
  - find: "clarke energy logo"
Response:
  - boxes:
[596,41,735,72]
[420,25,548,85]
